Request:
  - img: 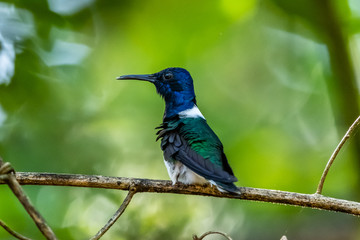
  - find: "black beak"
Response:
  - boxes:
[116,74,157,83]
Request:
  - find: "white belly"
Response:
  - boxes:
[164,159,208,185]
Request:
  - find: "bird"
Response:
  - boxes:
[117,67,239,193]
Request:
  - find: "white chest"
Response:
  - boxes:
[178,105,205,119]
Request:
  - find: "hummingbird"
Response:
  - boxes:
[117,67,239,193]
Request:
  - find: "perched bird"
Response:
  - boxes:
[117,67,239,193]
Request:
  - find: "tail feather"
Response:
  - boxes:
[209,180,241,194]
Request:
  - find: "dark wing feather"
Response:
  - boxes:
[156,118,238,188]
[158,127,237,183]
[175,137,237,183]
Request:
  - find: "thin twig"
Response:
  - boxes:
[316,116,360,194]
[90,190,136,240]
[193,231,232,240]
[0,159,57,240]
[0,220,32,240]
[3,172,360,216]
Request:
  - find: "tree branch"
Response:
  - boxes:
[316,115,360,194]
[193,231,232,240]
[0,160,57,240]
[90,190,136,240]
[1,172,359,216]
[0,220,32,240]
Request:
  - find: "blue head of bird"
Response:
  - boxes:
[118,67,197,119]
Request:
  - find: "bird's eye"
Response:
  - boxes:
[163,72,173,80]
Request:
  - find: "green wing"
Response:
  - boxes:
[156,117,237,185]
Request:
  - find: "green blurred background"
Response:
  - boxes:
[1,0,360,239]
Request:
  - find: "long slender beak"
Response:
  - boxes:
[116,74,157,83]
